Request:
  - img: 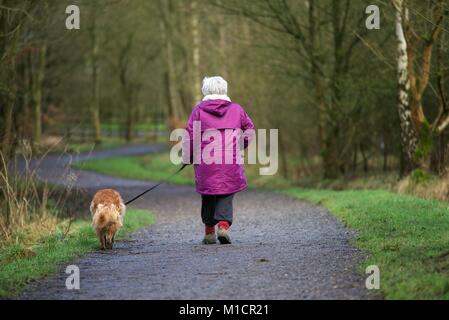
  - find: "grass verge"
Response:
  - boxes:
[0,209,154,298]
[288,188,449,300]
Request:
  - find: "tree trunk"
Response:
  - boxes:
[190,0,201,104]
[360,143,369,173]
[218,8,228,79]
[90,8,102,145]
[160,0,183,124]
[393,0,418,175]
[279,133,289,179]
[30,43,47,146]
[308,0,339,179]
[124,91,134,142]
[125,106,134,142]
[322,128,340,178]
[167,36,181,120]
[383,141,389,172]
[352,146,358,171]
[2,101,14,157]
[430,134,446,174]
[1,17,21,158]
[430,12,447,175]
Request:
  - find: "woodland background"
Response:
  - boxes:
[1,0,449,190]
[3,0,449,300]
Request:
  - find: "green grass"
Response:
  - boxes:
[44,137,127,155]
[74,151,291,189]
[99,122,167,131]
[77,153,196,185]
[0,209,154,298]
[288,188,449,300]
[65,140,125,153]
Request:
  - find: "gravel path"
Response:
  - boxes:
[19,145,375,300]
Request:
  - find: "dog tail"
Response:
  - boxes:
[94,212,109,229]
[98,213,106,224]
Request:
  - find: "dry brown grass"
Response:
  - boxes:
[0,142,72,248]
[395,173,449,202]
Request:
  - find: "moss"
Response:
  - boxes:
[410,169,435,184]
[414,121,433,161]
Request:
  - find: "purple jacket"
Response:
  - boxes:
[183,99,255,195]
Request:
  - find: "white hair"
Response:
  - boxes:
[201,76,228,96]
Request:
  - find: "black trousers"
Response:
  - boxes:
[201,194,234,226]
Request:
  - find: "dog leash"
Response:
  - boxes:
[124,164,188,205]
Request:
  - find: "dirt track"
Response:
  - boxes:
[19,145,375,299]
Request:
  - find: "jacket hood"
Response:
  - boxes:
[199,99,232,117]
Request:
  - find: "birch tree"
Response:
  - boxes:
[392,0,418,174]
[393,0,445,173]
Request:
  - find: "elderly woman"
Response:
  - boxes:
[183,76,255,244]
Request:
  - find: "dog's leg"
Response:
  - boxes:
[107,231,114,250]
[96,231,105,250]
[110,234,116,249]
[101,235,107,251]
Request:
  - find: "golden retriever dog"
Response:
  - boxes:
[90,189,126,250]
